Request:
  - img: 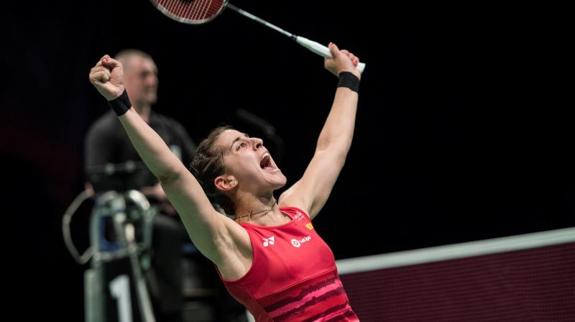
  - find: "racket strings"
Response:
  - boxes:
[154,0,224,22]
[192,0,212,20]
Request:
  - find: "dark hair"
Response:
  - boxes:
[190,126,235,216]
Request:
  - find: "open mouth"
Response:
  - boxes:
[260,154,274,170]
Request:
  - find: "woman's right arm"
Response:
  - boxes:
[88,55,248,265]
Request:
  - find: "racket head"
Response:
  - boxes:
[150,0,228,24]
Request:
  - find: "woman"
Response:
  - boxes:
[89,42,362,321]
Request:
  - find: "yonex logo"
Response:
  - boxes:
[291,236,311,248]
[263,236,275,247]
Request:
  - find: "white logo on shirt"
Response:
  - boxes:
[263,236,275,247]
[291,236,311,248]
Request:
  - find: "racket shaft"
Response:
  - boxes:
[296,36,366,72]
[227,4,293,38]
[227,4,366,73]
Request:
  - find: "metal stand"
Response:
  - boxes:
[85,191,156,322]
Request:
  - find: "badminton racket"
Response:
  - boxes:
[150,0,366,72]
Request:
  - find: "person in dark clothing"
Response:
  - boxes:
[85,49,196,322]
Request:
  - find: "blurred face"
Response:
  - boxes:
[216,129,286,194]
[124,56,158,107]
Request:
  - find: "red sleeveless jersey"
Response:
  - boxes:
[220,207,359,321]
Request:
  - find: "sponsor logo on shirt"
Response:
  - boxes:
[291,235,311,248]
[263,236,275,247]
[305,223,314,230]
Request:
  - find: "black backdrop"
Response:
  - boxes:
[2,1,572,320]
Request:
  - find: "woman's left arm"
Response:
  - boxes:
[280,42,362,218]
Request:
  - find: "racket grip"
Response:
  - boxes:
[295,36,366,73]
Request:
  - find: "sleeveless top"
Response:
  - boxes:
[220,207,359,321]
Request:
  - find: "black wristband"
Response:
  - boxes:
[108,90,132,116]
[337,72,360,93]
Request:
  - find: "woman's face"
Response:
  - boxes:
[215,129,286,194]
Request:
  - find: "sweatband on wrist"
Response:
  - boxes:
[337,72,360,93]
[108,90,131,116]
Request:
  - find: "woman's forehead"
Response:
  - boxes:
[216,129,247,147]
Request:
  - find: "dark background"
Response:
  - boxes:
[2,1,572,320]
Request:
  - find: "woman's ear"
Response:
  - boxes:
[214,175,238,192]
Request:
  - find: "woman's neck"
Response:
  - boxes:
[234,196,289,226]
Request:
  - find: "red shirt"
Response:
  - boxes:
[220,207,359,321]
